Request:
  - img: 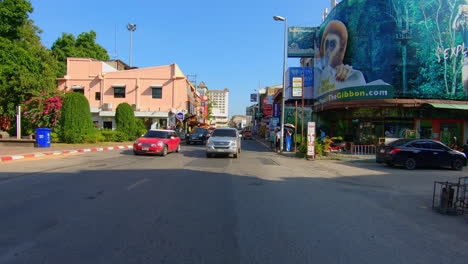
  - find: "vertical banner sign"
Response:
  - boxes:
[307,122,315,157]
[292,77,303,98]
[273,103,281,117]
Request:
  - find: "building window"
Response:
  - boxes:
[95,92,101,100]
[103,121,113,129]
[114,88,125,98]
[74,89,84,94]
[152,88,162,98]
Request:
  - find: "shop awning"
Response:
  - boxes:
[424,103,468,110]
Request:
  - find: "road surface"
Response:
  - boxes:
[0,139,467,263]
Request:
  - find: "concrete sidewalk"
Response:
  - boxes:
[0,144,133,162]
[252,135,375,161]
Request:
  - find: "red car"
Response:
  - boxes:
[242,129,252,140]
[133,129,181,156]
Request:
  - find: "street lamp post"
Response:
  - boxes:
[127,23,137,67]
[273,15,287,152]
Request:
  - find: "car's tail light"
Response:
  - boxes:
[390,148,401,154]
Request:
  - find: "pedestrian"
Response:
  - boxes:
[275,128,281,153]
[320,129,326,142]
[285,129,292,152]
[270,129,275,149]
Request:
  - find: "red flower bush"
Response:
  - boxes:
[22,91,65,130]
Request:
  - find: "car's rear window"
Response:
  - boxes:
[193,128,207,133]
[143,131,168,139]
[387,139,412,147]
[212,129,237,137]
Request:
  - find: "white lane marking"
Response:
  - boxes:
[126,178,149,191]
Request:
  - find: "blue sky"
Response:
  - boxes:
[30,0,331,117]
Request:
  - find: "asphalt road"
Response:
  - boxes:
[0,139,468,263]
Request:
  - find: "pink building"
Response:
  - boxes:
[57,58,201,130]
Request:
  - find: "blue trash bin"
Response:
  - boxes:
[35,128,52,148]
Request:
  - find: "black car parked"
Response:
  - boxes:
[186,128,210,145]
[376,139,467,170]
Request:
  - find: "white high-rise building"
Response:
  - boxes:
[207,88,229,127]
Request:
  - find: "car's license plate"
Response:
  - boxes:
[142,147,149,151]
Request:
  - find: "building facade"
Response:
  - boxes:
[57,58,201,130]
[207,88,229,127]
[312,0,468,146]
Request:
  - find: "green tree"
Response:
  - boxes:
[115,103,136,140]
[51,31,110,77]
[0,0,59,125]
[207,100,213,121]
[60,92,94,143]
[0,0,32,39]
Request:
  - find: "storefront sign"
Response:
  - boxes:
[263,104,273,117]
[316,85,394,104]
[307,122,316,157]
[269,117,280,130]
[273,103,281,117]
[176,112,184,120]
[292,77,303,98]
[405,130,417,139]
[250,94,258,102]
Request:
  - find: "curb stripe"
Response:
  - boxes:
[0,145,133,163]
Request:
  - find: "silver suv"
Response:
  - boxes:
[206,128,241,158]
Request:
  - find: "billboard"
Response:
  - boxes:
[314,0,467,103]
[250,93,257,102]
[285,67,314,100]
[288,27,317,57]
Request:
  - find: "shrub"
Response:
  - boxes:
[60,92,94,143]
[134,119,147,138]
[296,142,308,158]
[315,138,324,156]
[115,103,136,140]
[50,131,60,143]
[81,131,105,143]
[21,91,65,136]
[114,131,128,142]
[101,130,128,142]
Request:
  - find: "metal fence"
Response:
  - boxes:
[351,145,376,155]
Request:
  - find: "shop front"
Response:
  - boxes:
[316,103,468,147]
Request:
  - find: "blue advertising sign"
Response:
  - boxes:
[269,117,280,130]
[285,67,314,100]
[288,27,318,58]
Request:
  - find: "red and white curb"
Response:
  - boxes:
[0,145,133,162]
